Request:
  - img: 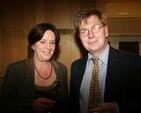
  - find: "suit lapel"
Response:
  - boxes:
[104,47,120,101]
[76,56,87,89]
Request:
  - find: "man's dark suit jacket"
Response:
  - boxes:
[69,46,141,113]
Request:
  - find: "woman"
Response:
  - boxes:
[0,23,68,113]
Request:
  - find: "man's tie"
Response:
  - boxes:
[88,58,101,110]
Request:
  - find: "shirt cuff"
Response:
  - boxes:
[113,101,120,113]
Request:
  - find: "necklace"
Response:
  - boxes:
[34,62,52,80]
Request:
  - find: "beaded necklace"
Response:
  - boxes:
[34,62,52,80]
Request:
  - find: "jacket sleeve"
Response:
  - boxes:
[0,62,35,113]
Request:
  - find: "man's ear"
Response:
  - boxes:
[105,25,108,37]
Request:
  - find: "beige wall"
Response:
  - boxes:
[0,0,96,90]
[0,0,141,90]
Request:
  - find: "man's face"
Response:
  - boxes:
[79,15,108,57]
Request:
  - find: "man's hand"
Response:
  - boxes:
[89,102,117,113]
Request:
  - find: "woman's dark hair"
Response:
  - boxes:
[27,23,60,58]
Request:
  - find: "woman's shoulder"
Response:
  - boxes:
[7,59,29,71]
[52,60,67,69]
[9,59,26,66]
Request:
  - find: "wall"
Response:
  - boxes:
[0,0,96,90]
[97,0,141,55]
[0,0,141,90]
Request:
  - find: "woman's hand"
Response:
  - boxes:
[33,98,56,113]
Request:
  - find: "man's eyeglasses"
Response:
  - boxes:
[79,25,105,37]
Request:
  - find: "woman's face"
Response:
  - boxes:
[32,30,56,63]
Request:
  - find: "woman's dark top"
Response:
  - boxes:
[35,79,66,113]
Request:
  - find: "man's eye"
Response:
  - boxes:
[80,30,87,34]
[94,26,101,30]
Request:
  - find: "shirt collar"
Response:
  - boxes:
[99,45,109,65]
[87,44,110,65]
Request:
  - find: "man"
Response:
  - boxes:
[69,8,141,113]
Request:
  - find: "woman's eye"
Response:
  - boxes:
[51,42,55,45]
[40,41,45,44]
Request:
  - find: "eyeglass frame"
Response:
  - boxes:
[79,25,105,37]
